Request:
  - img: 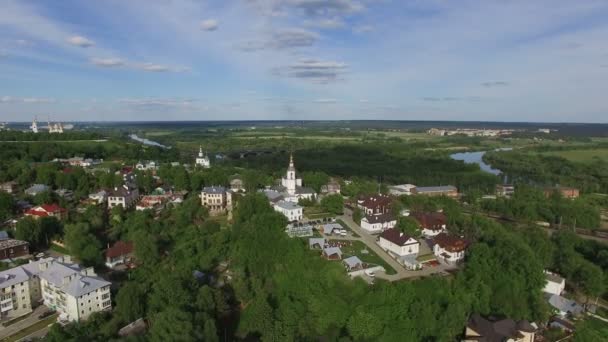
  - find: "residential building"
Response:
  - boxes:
[322,247,342,260]
[105,241,134,268]
[343,256,363,272]
[496,184,515,197]
[0,181,17,194]
[463,314,536,342]
[412,212,447,237]
[0,239,29,261]
[25,204,67,220]
[273,200,303,222]
[360,213,397,233]
[432,233,467,264]
[195,146,211,168]
[414,185,458,198]
[135,161,158,171]
[88,190,108,205]
[544,186,579,199]
[230,177,244,192]
[108,185,140,209]
[201,186,232,215]
[321,223,342,236]
[0,256,111,323]
[388,184,417,196]
[357,194,392,215]
[309,238,326,250]
[24,184,50,197]
[547,294,584,317]
[54,189,74,201]
[543,271,565,296]
[378,228,420,257]
[320,178,341,195]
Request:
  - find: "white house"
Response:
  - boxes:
[432,233,467,264]
[107,185,140,209]
[195,146,211,168]
[388,184,417,196]
[412,212,447,237]
[135,161,158,171]
[543,271,566,296]
[275,154,315,203]
[200,186,232,215]
[88,190,108,205]
[360,214,397,233]
[273,200,303,222]
[378,228,420,257]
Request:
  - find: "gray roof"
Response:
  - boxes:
[275,200,302,210]
[202,186,226,194]
[545,272,565,285]
[261,189,284,203]
[343,256,363,269]
[25,184,50,195]
[0,266,30,289]
[0,239,28,250]
[416,185,457,193]
[547,294,584,316]
[309,238,326,248]
[322,223,343,235]
[296,186,315,195]
[323,247,342,258]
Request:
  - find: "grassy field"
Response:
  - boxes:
[538,148,608,162]
[337,240,397,275]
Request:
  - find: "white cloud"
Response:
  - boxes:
[200,19,219,31]
[314,98,338,103]
[275,58,348,83]
[66,35,94,47]
[353,25,373,33]
[90,57,124,67]
[0,96,55,104]
[305,18,345,29]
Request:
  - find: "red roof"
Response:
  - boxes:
[41,204,66,213]
[433,233,468,253]
[358,195,392,210]
[25,204,66,217]
[105,241,134,259]
[411,212,446,230]
[379,228,417,246]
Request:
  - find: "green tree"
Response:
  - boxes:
[0,192,14,221]
[397,216,421,237]
[320,194,344,215]
[64,223,103,266]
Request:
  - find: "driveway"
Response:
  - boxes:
[338,209,457,282]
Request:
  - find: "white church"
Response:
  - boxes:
[195,146,210,168]
[262,154,316,204]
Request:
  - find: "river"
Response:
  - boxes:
[450,148,511,175]
[129,134,170,149]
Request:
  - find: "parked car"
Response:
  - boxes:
[38,309,55,319]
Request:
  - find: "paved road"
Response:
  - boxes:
[17,325,51,341]
[337,210,456,282]
[0,306,48,340]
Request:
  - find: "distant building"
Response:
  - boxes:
[432,233,467,264]
[378,228,419,257]
[0,239,29,261]
[547,294,584,318]
[24,184,50,197]
[201,186,232,215]
[322,247,342,260]
[544,186,579,199]
[135,161,158,172]
[463,314,536,342]
[0,181,18,194]
[543,271,566,296]
[414,185,458,198]
[230,177,245,192]
[195,146,211,168]
[0,256,111,323]
[47,116,64,134]
[360,213,397,233]
[308,238,326,250]
[273,200,303,222]
[108,185,140,209]
[261,154,315,204]
[496,184,515,197]
[88,190,108,205]
[25,204,67,220]
[388,184,417,196]
[357,194,392,215]
[411,212,447,237]
[105,241,134,269]
[343,256,364,272]
[285,223,313,237]
[320,178,341,195]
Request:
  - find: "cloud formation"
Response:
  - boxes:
[66,35,94,47]
[314,98,338,103]
[200,19,218,31]
[1,96,55,104]
[481,81,509,87]
[90,58,188,73]
[289,0,364,17]
[277,58,347,83]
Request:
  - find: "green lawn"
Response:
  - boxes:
[2,314,57,342]
[336,240,397,275]
[538,148,608,162]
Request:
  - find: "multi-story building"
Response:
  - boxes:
[496,184,515,197]
[195,146,211,168]
[414,185,458,198]
[0,239,29,261]
[201,186,232,215]
[377,228,420,257]
[0,181,18,194]
[108,185,140,209]
[273,200,303,222]
[0,256,111,323]
[24,204,67,221]
[357,194,392,216]
[411,212,447,237]
[360,213,397,233]
[432,233,467,264]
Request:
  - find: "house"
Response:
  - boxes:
[360,213,397,233]
[343,256,363,271]
[285,223,313,237]
[309,238,326,250]
[323,247,342,260]
[378,228,420,257]
[463,314,536,342]
[320,178,341,195]
[24,184,50,197]
[54,189,74,201]
[0,256,111,323]
[547,294,584,317]
[544,186,579,199]
[88,190,108,205]
[135,196,165,211]
[108,185,140,209]
[357,194,392,215]
[135,161,158,171]
[230,177,245,192]
[25,204,67,220]
[321,223,343,236]
[0,181,17,194]
[412,212,447,237]
[201,186,232,215]
[388,184,417,196]
[543,271,565,296]
[273,200,303,222]
[0,239,29,261]
[496,184,515,197]
[432,233,468,264]
[105,241,134,268]
[414,185,458,198]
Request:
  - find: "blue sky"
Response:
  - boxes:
[1,0,608,122]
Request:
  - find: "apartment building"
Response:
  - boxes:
[201,186,232,215]
[108,185,140,209]
[0,256,111,323]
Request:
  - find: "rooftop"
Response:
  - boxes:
[379,228,418,246]
[415,185,457,193]
[0,238,28,250]
[275,200,302,210]
[202,186,226,194]
[433,233,468,252]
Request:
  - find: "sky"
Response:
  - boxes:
[1,0,608,123]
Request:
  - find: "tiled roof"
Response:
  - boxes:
[105,241,134,259]
[411,212,446,230]
[433,233,467,252]
[363,213,396,224]
[379,228,417,246]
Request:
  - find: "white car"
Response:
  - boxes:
[340,230,347,236]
